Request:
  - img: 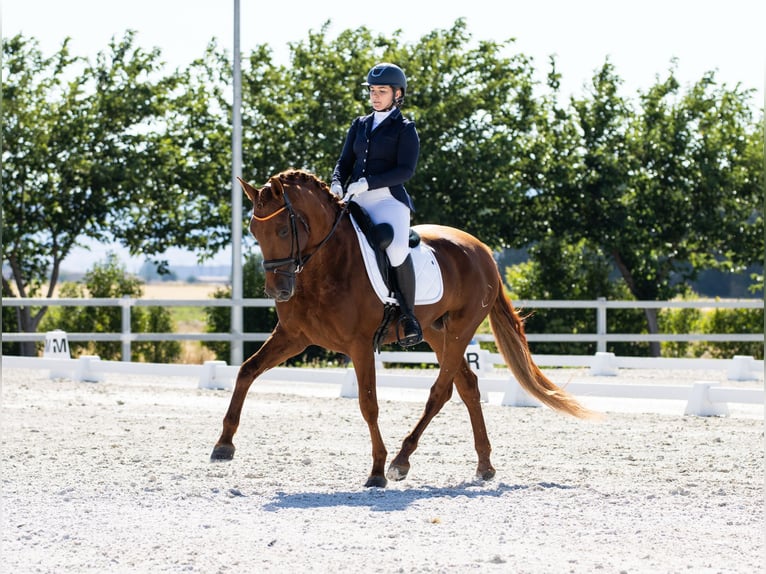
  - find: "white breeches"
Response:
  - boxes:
[351,186,411,267]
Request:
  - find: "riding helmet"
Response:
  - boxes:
[362,63,407,104]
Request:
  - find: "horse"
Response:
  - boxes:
[211,168,597,487]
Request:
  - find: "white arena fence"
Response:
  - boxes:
[3,297,763,417]
[2,297,763,362]
[3,338,763,417]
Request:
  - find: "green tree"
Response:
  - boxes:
[532,62,763,355]
[1,34,168,350]
[234,23,383,183]
[2,34,233,353]
[116,41,233,259]
[696,307,764,359]
[406,21,544,247]
[41,253,180,362]
[504,237,646,355]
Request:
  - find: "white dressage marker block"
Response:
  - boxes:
[44,330,71,379]
[501,377,542,408]
[465,342,493,375]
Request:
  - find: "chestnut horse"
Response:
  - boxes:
[211,169,595,487]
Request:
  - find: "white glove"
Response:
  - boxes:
[346,178,369,198]
[330,181,343,198]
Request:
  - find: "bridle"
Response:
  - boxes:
[253,185,349,279]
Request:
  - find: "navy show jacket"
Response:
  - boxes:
[332,107,419,211]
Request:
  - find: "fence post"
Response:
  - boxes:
[684,381,729,417]
[121,296,133,362]
[501,377,542,408]
[75,355,103,383]
[198,360,231,390]
[596,297,607,353]
[727,355,757,381]
[340,369,358,398]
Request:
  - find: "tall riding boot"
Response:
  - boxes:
[393,254,423,347]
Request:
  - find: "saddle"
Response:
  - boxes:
[347,202,421,350]
[347,202,419,295]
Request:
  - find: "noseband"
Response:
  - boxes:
[253,186,348,279]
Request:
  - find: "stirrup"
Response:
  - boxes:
[396,315,423,348]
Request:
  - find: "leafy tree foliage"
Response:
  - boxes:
[505,237,646,355]
[2,34,232,351]
[1,34,167,348]
[529,61,763,354]
[3,22,762,360]
[40,254,180,362]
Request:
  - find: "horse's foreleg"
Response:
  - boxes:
[452,360,495,480]
[387,366,456,482]
[210,328,305,461]
[351,353,388,488]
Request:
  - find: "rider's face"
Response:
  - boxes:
[368,85,399,110]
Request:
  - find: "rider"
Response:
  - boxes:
[331,62,423,347]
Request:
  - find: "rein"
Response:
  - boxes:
[255,186,349,278]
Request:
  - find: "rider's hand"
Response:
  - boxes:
[347,178,368,197]
[330,181,344,198]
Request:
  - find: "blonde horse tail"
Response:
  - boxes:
[489,287,599,420]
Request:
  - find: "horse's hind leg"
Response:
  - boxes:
[388,351,493,482]
[387,365,455,481]
[452,360,495,480]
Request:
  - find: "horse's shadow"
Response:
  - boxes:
[262,481,574,512]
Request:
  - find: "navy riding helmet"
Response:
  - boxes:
[362,63,407,106]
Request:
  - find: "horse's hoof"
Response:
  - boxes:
[386,464,410,482]
[476,467,496,481]
[364,474,388,488]
[210,444,235,461]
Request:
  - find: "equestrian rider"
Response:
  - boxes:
[331,62,423,347]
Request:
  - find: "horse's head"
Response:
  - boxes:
[239,169,342,302]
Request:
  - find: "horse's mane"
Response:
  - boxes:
[273,168,341,205]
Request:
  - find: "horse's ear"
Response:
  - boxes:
[268,175,284,197]
[237,177,258,203]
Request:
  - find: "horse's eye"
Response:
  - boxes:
[277,226,289,239]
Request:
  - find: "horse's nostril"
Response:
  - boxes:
[265,286,293,302]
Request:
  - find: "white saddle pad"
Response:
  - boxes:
[351,216,444,306]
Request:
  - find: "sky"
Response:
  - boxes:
[4,0,765,271]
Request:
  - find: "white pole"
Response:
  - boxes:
[230,0,243,366]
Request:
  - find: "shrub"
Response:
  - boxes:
[658,304,703,357]
[504,238,648,355]
[204,253,277,361]
[40,253,180,362]
[696,307,764,359]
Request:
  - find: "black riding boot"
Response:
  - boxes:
[393,255,423,347]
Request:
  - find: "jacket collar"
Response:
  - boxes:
[363,107,401,135]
